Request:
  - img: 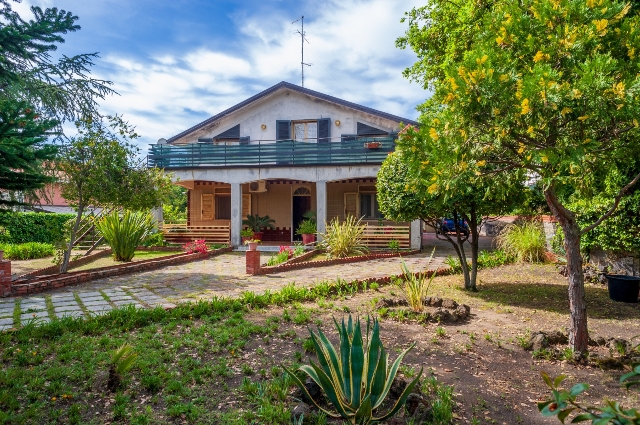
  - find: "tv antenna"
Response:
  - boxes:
[292,16,311,87]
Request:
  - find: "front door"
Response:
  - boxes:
[292,195,311,241]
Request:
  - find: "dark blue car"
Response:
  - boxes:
[436,218,470,236]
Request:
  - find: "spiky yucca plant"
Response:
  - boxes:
[396,248,436,312]
[95,210,155,262]
[319,215,368,259]
[284,316,422,424]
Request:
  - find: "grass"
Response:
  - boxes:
[72,250,177,271]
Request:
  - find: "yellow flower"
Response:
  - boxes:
[428,183,438,194]
[572,89,583,99]
[499,74,509,82]
[577,115,589,121]
[533,51,545,62]
[476,55,488,65]
[521,98,531,115]
[493,108,500,115]
[477,160,486,167]
[593,19,608,35]
[518,144,526,154]
[560,107,572,116]
[613,82,625,99]
[542,156,549,163]
[634,119,639,127]
[496,35,505,44]
[527,126,535,135]
[629,47,636,58]
[429,128,439,141]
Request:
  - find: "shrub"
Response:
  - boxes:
[283,316,421,424]
[496,220,547,263]
[108,344,138,392]
[0,212,75,244]
[395,248,436,312]
[141,231,165,247]
[319,216,368,259]
[387,239,401,252]
[445,249,514,273]
[266,250,290,267]
[0,242,55,260]
[95,211,156,262]
[295,219,317,235]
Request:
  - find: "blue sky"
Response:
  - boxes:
[16,0,428,149]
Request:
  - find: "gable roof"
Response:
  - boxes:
[166,81,419,143]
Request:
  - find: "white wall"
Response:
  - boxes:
[171,88,403,144]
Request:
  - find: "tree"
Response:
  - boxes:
[398,0,640,353]
[57,116,173,272]
[377,149,526,291]
[0,98,58,205]
[0,0,114,124]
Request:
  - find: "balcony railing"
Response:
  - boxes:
[147,136,395,169]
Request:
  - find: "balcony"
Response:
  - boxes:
[147,137,395,169]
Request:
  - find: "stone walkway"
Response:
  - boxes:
[0,236,492,331]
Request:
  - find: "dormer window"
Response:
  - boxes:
[293,121,318,142]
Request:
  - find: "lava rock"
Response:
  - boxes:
[430,297,443,307]
[405,393,423,416]
[304,377,321,400]
[546,331,568,345]
[455,305,470,320]
[530,333,548,352]
[291,403,311,421]
[607,338,631,355]
[432,307,450,322]
[441,299,458,309]
[390,377,408,399]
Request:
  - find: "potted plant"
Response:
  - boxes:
[296,219,317,245]
[244,238,261,251]
[242,214,276,241]
[241,228,254,244]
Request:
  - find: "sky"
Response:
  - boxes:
[13,0,428,150]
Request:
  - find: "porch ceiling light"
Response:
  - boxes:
[334,120,341,126]
[261,124,267,130]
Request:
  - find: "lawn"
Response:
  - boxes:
[71,250,178,272]
[0,264,638,424]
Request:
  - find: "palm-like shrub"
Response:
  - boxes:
[242,214,276,232]
[496,220,547,263]
[284,316,421,424]
[95,210,155,262]
[395,248,436,312]
[319,216,367,259]
[108,344,138,391]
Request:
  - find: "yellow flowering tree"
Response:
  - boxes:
[398,0,640,353]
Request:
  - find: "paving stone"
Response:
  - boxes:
[82,301,109,307]
[54,304,82,312]
[0,317,14,326]
[20,312,48,321]
[55,310,84,318]
[51,300,81,307]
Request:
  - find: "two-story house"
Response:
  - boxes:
[148,81,422,249]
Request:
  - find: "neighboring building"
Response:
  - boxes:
[149,81,422,248]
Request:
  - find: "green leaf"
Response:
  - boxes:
[350,318,365,408]
[558,407,576,424]
[569,383,589,397]
[282,365,342,419]
[571,413,598,422]
[541,371,553,388]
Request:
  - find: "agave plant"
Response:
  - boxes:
[284,316,421,424]
[318,215,368,259]
[94,210,155,261]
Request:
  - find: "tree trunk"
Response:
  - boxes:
[60,203,84,273]
[544,186,589,354]
[468,207,479,292]
[453,210,472,289]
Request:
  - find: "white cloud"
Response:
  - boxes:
[94,0,428,147]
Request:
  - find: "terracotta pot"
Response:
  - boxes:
[247,242,259,251]
[241,236,251,244]
[301,233,316,245]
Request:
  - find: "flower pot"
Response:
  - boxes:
[241,236,251,244]
[605,274,640,303]
[364,142,381,149]
[247,242,259,251]
[301,233,316,245]
[253,232,264,241]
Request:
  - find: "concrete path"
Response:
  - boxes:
[0,235,493,330]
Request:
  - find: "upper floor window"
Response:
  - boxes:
[293,121,317,142]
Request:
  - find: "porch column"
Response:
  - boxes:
[316,181,327,241]
[410,219,422,250]
[230,182,242,247]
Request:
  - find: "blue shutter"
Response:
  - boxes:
[214,124,240,139]
[239,136,250,145]
[357,122,388,136]
[276,120,291,140]
[197,138,213,143]
[317,118,331,143]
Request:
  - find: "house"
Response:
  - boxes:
[148,81,422,249]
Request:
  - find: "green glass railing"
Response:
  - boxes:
[147,137,395,168]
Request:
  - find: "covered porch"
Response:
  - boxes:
[161,177,420,250]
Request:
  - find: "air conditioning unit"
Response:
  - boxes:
[249,180,267,193]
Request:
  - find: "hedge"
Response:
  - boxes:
[0,212,75,244]
[0,242,55,260]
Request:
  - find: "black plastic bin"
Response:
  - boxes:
[605,274,640,303]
